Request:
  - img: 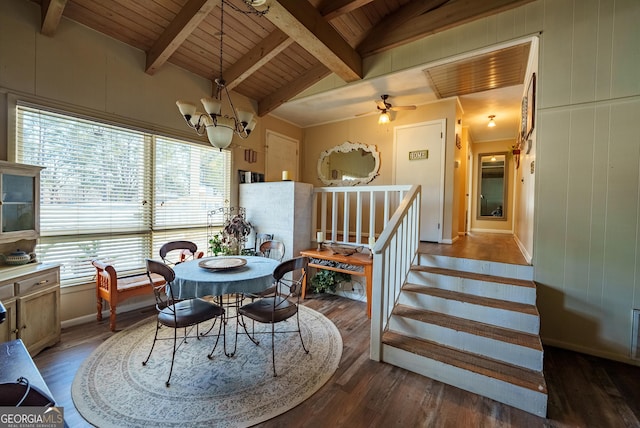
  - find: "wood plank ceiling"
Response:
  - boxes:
[36,0,535,118]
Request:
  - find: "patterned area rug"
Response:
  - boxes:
[72,305,342,427]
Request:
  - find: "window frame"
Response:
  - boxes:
[12,99,230,286]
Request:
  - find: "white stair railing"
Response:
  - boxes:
[312,185,413,246]
[369,185,421,361]
[311,184,421,361]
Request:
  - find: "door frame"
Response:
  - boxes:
[392,119,446,243]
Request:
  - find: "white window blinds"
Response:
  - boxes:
[15,104,230,284]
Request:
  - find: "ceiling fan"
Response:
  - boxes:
[359,94,416,123]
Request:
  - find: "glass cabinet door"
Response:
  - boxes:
[2,173,35,233]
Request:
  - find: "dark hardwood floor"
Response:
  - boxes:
[34,295,640,428]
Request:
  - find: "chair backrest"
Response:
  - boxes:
[145,258,176,310]
[159,240,203,265]
[273,256,308,297]
[254,233,273,253]
[258,240,285,262]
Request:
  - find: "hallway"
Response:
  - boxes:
[420,232,529,266]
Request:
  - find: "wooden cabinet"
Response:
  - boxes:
[0,161,43,243]
[0,264,61,356]
[0,297,17,342]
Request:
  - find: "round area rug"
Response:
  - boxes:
[72,305,342,427]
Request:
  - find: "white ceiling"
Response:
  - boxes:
[271,61,525,143]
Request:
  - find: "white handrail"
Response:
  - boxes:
[311,184,421,361]
[369,185,421,360]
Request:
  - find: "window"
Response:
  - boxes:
[15,104,230,284]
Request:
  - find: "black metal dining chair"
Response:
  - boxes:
[159,240,204,266]
[238,256,309,376]
[257,239,285,262]
[142,259,225,387]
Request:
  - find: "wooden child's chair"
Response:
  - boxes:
[92,260,166,331]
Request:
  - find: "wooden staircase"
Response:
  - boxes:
[380,253,548,417]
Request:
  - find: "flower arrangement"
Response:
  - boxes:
[209,207,252,255]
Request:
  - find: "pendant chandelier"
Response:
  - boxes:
[176,0,266,150]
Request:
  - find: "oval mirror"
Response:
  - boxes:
[317,141,380,186]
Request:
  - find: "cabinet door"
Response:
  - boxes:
[17,284,60,355]
[0,162,41,243]
[0,297,18,343]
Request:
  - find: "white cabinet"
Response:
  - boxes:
[0,264,61,356]
[240,181,313,261]
[0,161,43,243]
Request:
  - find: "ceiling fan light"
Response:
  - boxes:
[378,111,390,125]
[488,115,496,127]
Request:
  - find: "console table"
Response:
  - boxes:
[299,248,373,318]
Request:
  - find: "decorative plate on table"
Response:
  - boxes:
[329,243,363,256]
[198,257,247,270]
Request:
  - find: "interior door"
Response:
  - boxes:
[394,120,445,242]
[265,131,299,182]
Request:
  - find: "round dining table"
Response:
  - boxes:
[171,255,280,357]
[171,256,279,299]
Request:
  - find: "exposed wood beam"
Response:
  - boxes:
[265,0,362,82]
[321,0,375,21]
[358,0,536,56]
[145,0,218,75]
[225,30,294,91]
[365,0,450,36]
[40,0,67,37]
[258,65,332,116]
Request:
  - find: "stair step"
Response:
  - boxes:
[382,330,547,395]
[400,283,540,334]
[411,265,534,288]
[392,304,542,351]
[418,253,534,281]
[409,265,536,304]
[403,283,538,316]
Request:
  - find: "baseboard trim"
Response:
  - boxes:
[61,299,154,329]
[513,235,533,264]
[541,337,640,367]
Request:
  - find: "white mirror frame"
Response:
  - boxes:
[317,141,381,186]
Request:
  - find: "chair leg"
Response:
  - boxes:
[296,310,309,354]
[271,322,277,377]
[166,327,178,387]
[207,317,225,359]
[142,320,161,366]
[238,314,260,346]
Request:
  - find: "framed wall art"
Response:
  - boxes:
[525,73,536,138]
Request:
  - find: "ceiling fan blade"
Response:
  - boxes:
[375,100,387,109]
[390,105,416,111]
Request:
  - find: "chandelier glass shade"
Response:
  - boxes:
[175,0,260,150]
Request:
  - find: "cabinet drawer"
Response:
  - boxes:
[15,270,59,295]
[0,282,14,299]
